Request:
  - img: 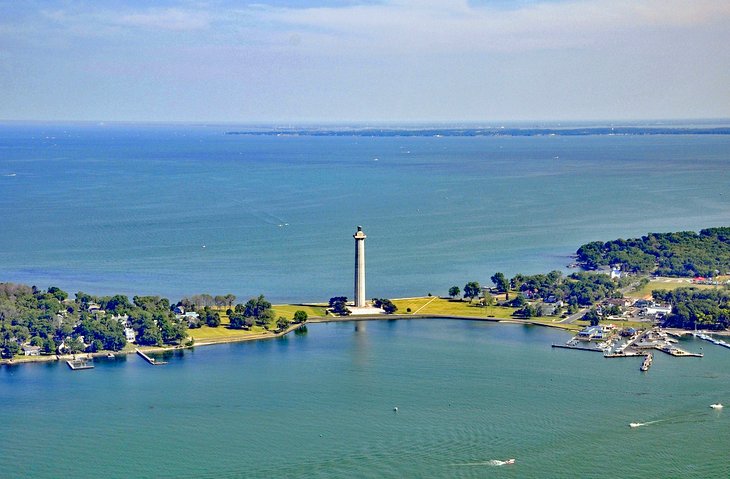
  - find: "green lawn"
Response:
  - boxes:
[392,297,517,319]
[271,304,327,319]
[628,279,717,298]
[189,304,326,343]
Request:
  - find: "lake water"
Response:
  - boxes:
[2,125,730,477]
[1,122,730,302]
[2,319,729,478]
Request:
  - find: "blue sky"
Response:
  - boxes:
[1,0,728,122]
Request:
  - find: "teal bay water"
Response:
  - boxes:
[1,123,730,302]
[2,123,730,477]
[2,319,730,478]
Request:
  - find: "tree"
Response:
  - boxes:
[491,272,509,293]
[331,300,351,316]
[329,296,348,307]
[66,336,85,354]
[448,286,461,299]
[372,298,397,314]
[158,315,187,344]
[2,341,19,359]
[463,282,481,302]
[104,294,132,313]
[229,313,247,329]
[583,308,601,326]
[42,337,56,354]
[202,307,221,327]
[244,295,274,326]
[214,295,226,307]
[47,286,68,302]
[200,294,214,307]
[224,294,237,308]
[276,316,291,332]
[293,310,308,323]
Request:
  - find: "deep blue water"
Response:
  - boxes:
[1,122,729,302]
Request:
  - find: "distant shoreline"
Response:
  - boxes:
[225,126,730,137]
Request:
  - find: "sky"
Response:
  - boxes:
[1,0,729,123]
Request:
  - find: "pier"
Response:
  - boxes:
[551,343,604,352]
[66,358,94,370]
[136,349,168,366]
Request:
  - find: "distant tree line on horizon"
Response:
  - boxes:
[576,227,730,277]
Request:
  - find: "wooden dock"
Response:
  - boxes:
[66,359,94,370]
[136,349,168,366]
[551,344,604,353]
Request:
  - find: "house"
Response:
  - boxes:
[22,345,41,356]
[610,268,621,279]
[646,303,672,316]
[577,325,605,341]
[111,314,129,326]
[173,305,185,315]
[124,328,136,342]
[605,298,633,308]
[87,302,102,312]
[184,312,200,327]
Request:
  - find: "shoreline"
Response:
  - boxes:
[0,314,575,366]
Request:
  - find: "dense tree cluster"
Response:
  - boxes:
[0,283,187,358]
[509,271,620,307]
[228,295,274,329]
[178,293,236,310]
[576,227,730,277]
[653,287,730,330]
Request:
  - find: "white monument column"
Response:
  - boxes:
[353,226,367,307]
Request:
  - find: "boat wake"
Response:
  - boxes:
[629,419,664,428]
[451,459,515,467]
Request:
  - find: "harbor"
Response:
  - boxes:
[553,325,705,371]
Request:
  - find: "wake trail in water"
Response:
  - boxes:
[450,460,514,467]
[630,412,709,428]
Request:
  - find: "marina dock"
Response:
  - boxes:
[66,358,94,370]
[551,343,604,352]
[136,349,168,366]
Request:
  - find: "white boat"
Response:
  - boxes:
[629,422,643,428]
[710,403,723,409]
[503,459,515,465]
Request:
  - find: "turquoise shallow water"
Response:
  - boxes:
[1,123,730,301]
[1,319,729,478]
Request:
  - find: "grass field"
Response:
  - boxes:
[188,304,326,343]
[271,304,327,319]
[392,297,517,319]
[628,279,719,298]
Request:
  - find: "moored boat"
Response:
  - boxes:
[640,353,653,371]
